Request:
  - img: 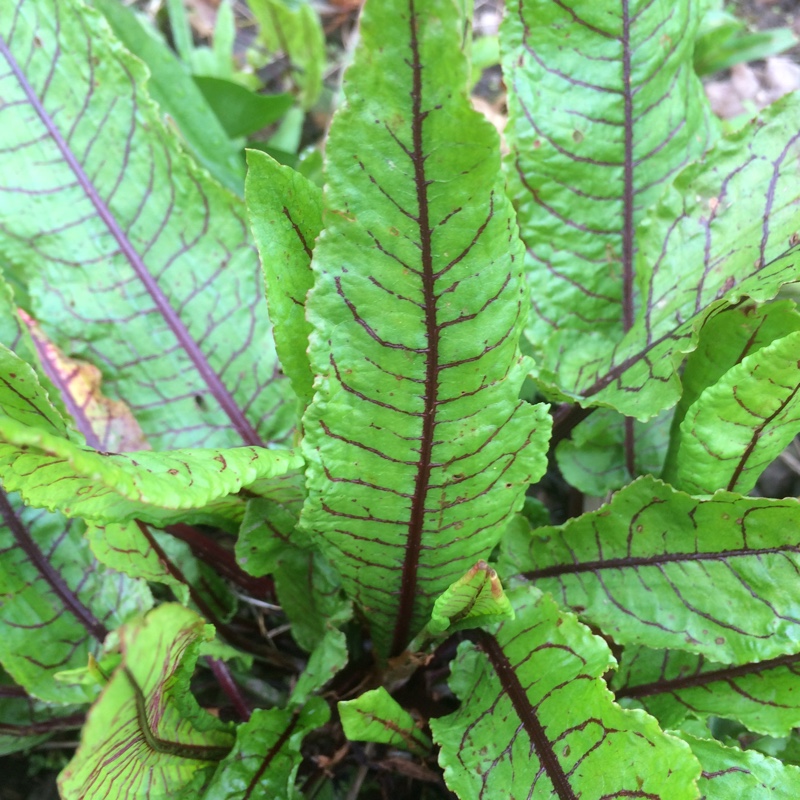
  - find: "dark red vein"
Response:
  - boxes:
[617,651,800,700]
[522,543,800,580]
[727,380,800,491]
[243,711,301,799]
[0,33,262,446]
[472,630,577,800]
[0,491,108,642]
[389,0,438,658]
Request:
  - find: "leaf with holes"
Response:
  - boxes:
[500,476,800,663]
[0,0,294,453]
[299,0,550,659]
[613,645,800,738]
[430,586,700,798]
[58,604,235,800]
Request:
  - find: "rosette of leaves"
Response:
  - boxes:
[2,0,800,797]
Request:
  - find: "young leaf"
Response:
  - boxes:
[0,492,151,704]
[339,687,431,754]
[300,0,550,658]
[614,646,800,738]
[58,604,235,800]
[430,586,700,799]
[502,0,717,404]
[501,476,800,663]
[0,0,293,451]
[290,628,348,706]
[202,698,329,800]
[672,332,800,494]
[679,733,800,798]
[428,560,514,636]
[246,151,323,408]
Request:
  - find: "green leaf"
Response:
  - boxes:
[428,560,514,635]
[671,331,800,494]
[500,475,800,663]
[91,0,246,193]
[679,734,800,798]
[86,522,235,622]
[235,496,307,577]
[614,646,800,738]
[570,96,800,419]
[250,0,325,109]
[290,629,348,706]
[246,150,323,408]
[202,698,329,800]
[430,586,700,798]
[194,77,293,139]
[555,407,673,496]
[0,411,301,528]
[274,548,351,653]
[0,670,85,755]
[58,604,234,800]
[300,0,550,658]
[662,299,800,480]
[0,0,294,452]
[339,686,431,754]
[0,492,151,704]
[502,0,717,411]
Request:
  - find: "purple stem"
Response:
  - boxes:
[206,656,251,721]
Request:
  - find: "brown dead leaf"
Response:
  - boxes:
[18,309,150,453]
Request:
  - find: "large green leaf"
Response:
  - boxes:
[0,0,294,452]
[299,0,550,658]
[246,151,323,408]
[563,97,800,419]
[614,646,800,737]
[500,476,800,663]
[0,492,151,704]
[502,0,716,406]
[430,586,700,798]
[59,604,234,800]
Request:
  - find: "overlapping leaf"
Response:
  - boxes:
[430,586,700,799]
[679,734,800,798]
[0,492,151,704]
[59,604,235,800]
[504,0,800,423]
[614,645,800,737]
[246,151,323,408]
[672,331,800,494]
[502,0,717,404]
[300,0,550,658]
[501,476,800,663]
[0,0,293,452]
